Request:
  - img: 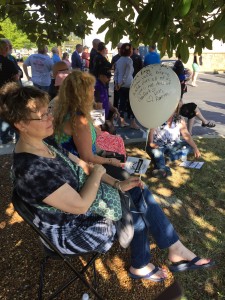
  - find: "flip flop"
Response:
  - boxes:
[202,122,216,128]
[169,256,215,273]
[128,266,166,282]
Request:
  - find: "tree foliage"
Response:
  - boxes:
[0,18,36,49]
[0,0,225,62]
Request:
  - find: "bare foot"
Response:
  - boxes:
[129,263,168,280]
[168,240,211,266]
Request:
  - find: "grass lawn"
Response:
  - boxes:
[126,137,225,299]
[0,137,224,299]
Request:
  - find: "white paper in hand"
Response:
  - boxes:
[90,109,105,126]
[124,157,151,174]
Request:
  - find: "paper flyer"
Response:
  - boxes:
[90,109,105,126]
[124,157,151,174]
[179,161,204,169]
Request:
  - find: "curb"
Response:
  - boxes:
[124,134,225,146]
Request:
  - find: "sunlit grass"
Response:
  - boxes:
[126,138,225,299]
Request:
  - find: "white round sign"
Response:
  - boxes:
[129,64,181,128]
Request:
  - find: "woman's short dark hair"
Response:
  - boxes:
[0,82,49,129]
[120,43,132,56]
[62,52,69,60]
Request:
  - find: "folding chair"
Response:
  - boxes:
[12,190,106,300]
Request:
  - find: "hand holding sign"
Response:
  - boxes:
[129,65,181,128]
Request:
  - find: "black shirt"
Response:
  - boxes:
[111,54,120,69]
[89,48,98,74]
[92,53,111,78]
[131,53,143,77]
[0,55,18,87]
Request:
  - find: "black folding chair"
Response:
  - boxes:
[12,190,106,300]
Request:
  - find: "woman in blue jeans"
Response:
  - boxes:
[146,112,201,178]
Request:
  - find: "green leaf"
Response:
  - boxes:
[179,0,192,17]
[204,37,212,50]
[97,20,112,34]
[178,43,189,63]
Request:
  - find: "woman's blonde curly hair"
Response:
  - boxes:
[54,70,96,137]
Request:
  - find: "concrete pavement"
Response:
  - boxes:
[1,72,224,155]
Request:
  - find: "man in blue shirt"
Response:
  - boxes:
[144,45,160,66]
[51,47,61,64]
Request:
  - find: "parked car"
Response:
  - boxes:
[161,59,192,81]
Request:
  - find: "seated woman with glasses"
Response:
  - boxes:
[0,82,214,284]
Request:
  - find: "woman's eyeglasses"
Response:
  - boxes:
[27,108,53,121]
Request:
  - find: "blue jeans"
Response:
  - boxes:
[128,186,179,268]
[146,140,192,171]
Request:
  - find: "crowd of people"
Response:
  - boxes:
[0,37,215,288]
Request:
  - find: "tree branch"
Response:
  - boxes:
[6,1,30,5]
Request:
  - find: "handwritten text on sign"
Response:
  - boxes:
[129,64,181,129]
[131,67,172,103]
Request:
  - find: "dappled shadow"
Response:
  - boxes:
[0,154,173,300]
[1,141,224,299]
[126,140,225,299]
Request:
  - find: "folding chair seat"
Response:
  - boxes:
[12,190,106,300]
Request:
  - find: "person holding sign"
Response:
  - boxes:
[146,111,201,178]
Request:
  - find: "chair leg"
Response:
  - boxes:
[38,256,50,300]
[47,253,104,300]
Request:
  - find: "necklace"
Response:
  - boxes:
[22,140,56,158]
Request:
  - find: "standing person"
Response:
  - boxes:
[94,68,119,134]
[0,39,19,88]
[71,44,83,70]
[62,52,71,69]
[173,54,187,99]
[144,44,160,66]
[111,42,122,108]
[81,46,90,70]
[192,55,200,87]
[23,45,53,92]
[131,47,143,77]
[0,38,19,144]
[114,43,140,129]
[2,38,23,85]
[89,38,101,74]
[51,47,61,64]
[92,42,111,78]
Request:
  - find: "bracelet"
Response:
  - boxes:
[113,180,120,189]
[118,182,125,193]
[113,180,125,193]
